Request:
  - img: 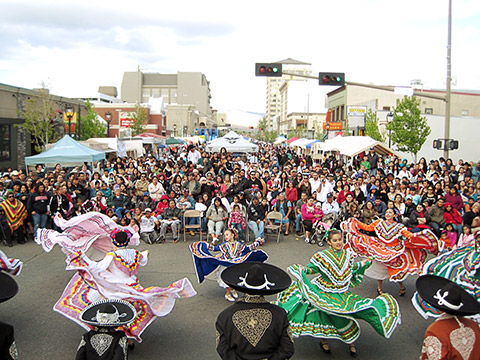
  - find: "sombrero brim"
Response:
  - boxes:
[0,272,18,303]
[80,299,136,327]
[221,262,291,296]
[416,275,480,316]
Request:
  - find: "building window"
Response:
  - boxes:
[151,88,160,98]
[425,108,433,114]
[142,88,150,98]
[461,110,469,116]
[382,106,391,111]
[0,125,11,162]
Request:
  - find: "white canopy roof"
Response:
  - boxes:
[274,136,287,144]
[205,131,258,153]
[314,135,397,157]
[86,138,145,157]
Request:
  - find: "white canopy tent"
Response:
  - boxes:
[274,136,287,145]
[312,135,397,158]
[205,131,258,153]
[85,138,145,158]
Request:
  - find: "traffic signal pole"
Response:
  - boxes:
[444,0,452,159]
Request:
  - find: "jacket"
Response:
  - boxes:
[247,202,266,222]
[27,191,50,214]
[206,204,229,222]
[428,203,445,226]
[216,297,295,360]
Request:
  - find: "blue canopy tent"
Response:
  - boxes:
[24,135,105,172]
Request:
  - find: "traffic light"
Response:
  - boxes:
[319,72,345,86]
[449,140,459,150]
[433,139,443,149]
[255,63,282,77]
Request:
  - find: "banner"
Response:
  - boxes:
[119,112,135,127]
[117,137,127,158]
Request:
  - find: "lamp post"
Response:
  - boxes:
[173,124,177,137]
[105,111,112,137]
[66,105,74,136]
[386,112,394,148]
[183,125,187,137]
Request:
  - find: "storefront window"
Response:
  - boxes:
[0,125,11,161]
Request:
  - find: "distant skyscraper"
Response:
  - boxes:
[265,58,311,130]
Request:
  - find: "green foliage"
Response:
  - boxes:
[78,100,106,140]
[343,117,352,136]
[387,96,431,160]
[364,109,385,142]
[127,102,149,136]
[17,86,59,152]
[313,120,327,140]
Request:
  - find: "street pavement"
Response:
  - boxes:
[2,232,433,359]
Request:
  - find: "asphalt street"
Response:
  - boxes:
[2,232,433,360]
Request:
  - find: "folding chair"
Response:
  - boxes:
[183,210,202,242]
[265,211,284,243]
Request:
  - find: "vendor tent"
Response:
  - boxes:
[274,136,287,145]
[166,137,186,146]
[25,135,105,167]
[86,138,144,158]
[314,135,397,158]
[205,131,258,153]
[287,136,298,144]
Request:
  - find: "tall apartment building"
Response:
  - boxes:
[265,58,312,130]
[121,70,214,134]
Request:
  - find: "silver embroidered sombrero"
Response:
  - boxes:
[416,275,480,316]
[80,299,136,327]
[221,262,291,295]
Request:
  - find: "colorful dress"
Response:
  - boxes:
[35,212,197,342]
[412,246,480,322]
[0,250,23,275]
[189,240,268,285]
[341,218,443,282]
[276,248,400,344]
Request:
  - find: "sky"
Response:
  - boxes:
[1,0,479,126]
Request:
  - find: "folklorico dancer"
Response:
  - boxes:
[341,209,443,296]
[216,262,294,360]
[412,233,480,324]
[416,275,480,360]
[189,228,267,302]
[0,250,23,359]
[0,190,27,247]
[35,211,196,345]
[276,229,401,358]
[76,299,136,360]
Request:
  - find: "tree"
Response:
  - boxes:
[364,109,385,142]
[387,96,431,161]
[78,100,106,140]
[17,85,59,152]
[126,102,149,136]
[313,120,327,141]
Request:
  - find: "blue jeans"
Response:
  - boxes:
[201,217,208,232]
[114,207,125,218]
[248,220,265,239]
[33,212,48,237]
[296,214,303,232]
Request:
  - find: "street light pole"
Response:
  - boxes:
[105,111,112,137]
[444,0,452,159]
[386,112,394,148]
[66,105,74,136]
[173,124,177,137]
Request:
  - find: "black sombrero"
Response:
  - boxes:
[80,299,136,327]
[416,275,480,316]
[0,272,18,303]
[221,262,291,296]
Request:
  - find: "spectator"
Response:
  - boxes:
[247,197,266,242]
[139,208,159,244]
[301,197,324,243]
[148,176,165,202]
[206,197,229,244]
[137,192,156,212]
[28,183,50,237]
[322,193,340,218]
[373,198,387,218]
[410,203,432,233]
[427,198,446,237]
[227,204,246,241]
[444,202,463,235]
[159,200,182,243]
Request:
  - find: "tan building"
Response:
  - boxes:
[121,69,214,132]
[327,84,480,123]
[280,112,326,138]
[265,58,312,130]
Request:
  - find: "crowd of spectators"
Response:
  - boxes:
[1,143,480,251]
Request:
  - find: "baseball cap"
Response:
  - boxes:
[327,193,333,198]
[143,192,149,196]
[144,208,152,213]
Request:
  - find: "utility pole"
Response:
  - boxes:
[444,0,452,159]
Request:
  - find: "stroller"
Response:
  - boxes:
[306,213,341,247]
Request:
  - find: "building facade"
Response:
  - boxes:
[121,70,214,133]
[0,83,86,170]
[265,58,312,130]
